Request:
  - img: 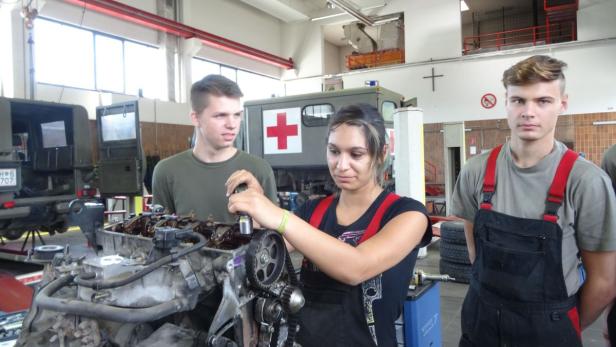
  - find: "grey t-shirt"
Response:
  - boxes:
[601,144,616,192]
[152,149,278,223]
[452,140,616,295]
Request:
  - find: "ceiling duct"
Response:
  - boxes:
[343,17,403,54]
[328,0,399,26]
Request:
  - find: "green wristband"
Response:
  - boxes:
[276,210,290,234]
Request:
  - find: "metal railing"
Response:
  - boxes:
[463,20,576,54]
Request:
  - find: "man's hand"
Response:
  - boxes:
[463,220,476,264]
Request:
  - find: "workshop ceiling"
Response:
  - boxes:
[240,0,541,46]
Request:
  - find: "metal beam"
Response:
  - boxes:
[61,0,294,69]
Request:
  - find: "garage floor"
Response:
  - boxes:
[417,240,607,347]
[0,230,609,346]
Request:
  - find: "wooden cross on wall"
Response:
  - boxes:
[423,67,444,92]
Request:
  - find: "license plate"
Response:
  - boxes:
[0,168,17,187]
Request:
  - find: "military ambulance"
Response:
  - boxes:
[241,86,406,209]
[0,98,144,241]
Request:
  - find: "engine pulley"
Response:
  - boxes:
[246,230,286,291]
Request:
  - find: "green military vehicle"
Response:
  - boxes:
[241,86,405,206]
[0,97,144,241]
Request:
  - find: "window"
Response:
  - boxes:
[191,58,284,102]
[192,59,220,82]
[125,41,163,99]
[35,19,94,89]
[95,35,124,93]
[34,18,164,99]
[41,121,67,148]
[237,70,284,101]
[302,104,334,127]
[220,66,237,82]
[101,112,137,142]
[381,101,397,122]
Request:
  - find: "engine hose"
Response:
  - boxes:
[36,274,187,323]
[75,231,206,290]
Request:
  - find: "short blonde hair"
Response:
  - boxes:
[502,55,567,93]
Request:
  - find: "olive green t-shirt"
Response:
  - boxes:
[452,141,616,295]
[152,149,277,223]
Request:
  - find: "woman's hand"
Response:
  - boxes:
[228,188,284,231]
[225,170,264,196]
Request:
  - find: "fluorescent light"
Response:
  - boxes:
[593,120,616,126]
[311,12,346,21]
[311,3,387,21]
[461,0,469,11]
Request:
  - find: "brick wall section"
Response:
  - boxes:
[140,122,193,159]
[574,112,616,165]
[464,115,575,159]
[423,112,616,186]
[89,120,194,160]
[424,123,444,185]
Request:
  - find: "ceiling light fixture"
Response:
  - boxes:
[593,120,616,126]
[461,0,469,12]
[311,3,387,22]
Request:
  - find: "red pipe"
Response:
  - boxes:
[62,0,294,69]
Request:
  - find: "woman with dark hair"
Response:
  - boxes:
[227,103,432,347]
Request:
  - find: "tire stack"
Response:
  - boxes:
[439,221,472,283]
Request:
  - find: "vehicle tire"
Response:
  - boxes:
[439,259,472,284]
[2,229,25,240]
[440,242,471,265]
[440,221,466,245]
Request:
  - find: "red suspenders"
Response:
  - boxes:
[481,145,579,223]
[543,150,579,222]
[480,145,503,210]
[309,193,401,244]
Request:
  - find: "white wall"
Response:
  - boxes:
[39,0,159,46]
[1,9,20,98]
[280,0,463,78]
[339,45,354,73]
[577,0,616,41]
[283,0,616,123]
[404,0,462,63]
[285,39,616,123]
[323,41,340,75]
[281,21,324,79]
[184,0,284,77]
[35,84,189,124]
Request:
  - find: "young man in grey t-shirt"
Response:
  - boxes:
[452,55,616,346]
[152,75,277,223]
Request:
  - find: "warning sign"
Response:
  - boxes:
[263,107,302,154]
[481,93,497,109]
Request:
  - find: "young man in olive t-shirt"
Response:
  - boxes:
[152,75,277,223]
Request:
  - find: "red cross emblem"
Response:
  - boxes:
[266,113,298,150]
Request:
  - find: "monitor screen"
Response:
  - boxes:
[101,112,137,142]
[41,121,67,148]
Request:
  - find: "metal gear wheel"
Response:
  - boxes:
[246,230,286,291]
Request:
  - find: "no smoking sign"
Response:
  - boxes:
[481,93,497,109]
